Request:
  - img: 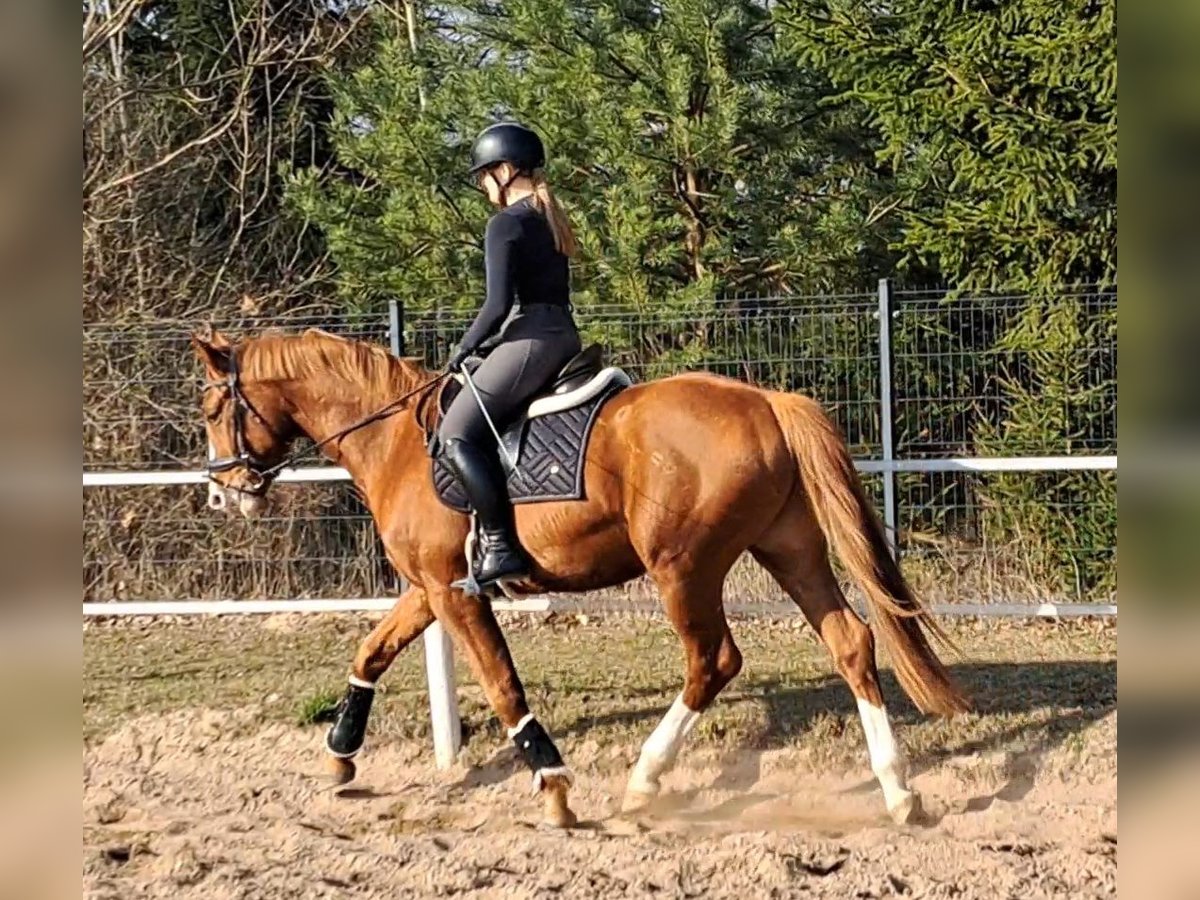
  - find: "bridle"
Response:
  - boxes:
[203,348,283,497]
[203,344,450,498]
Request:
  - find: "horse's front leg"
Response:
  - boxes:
[325,585,435,783]
[427,584,578,828]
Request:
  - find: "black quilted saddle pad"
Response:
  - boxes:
[430,380,626,512]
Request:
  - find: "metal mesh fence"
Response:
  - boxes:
[402,295,884,455]
[891,286,1116,458]
[83,484,390,603]
[81,285,1116,606]
[83,312,390,471]
[895,469,1116,603]
[83,312,395,605]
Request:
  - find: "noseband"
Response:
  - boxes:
[203,349,280,496]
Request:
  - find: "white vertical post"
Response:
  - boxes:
[877,279,899,559]
[423,625,461,769]
[389,299,461,769]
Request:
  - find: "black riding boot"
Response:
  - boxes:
[443,438,529,587]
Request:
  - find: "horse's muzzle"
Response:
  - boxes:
[206,476,269,518]
[207,482,227,511]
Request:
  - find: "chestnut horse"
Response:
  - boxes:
[193,327,969,828]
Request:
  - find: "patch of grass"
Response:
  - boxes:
[1060,730,1088,760]
[83,615,1116,776]
[295,687,342,726]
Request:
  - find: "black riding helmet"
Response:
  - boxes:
[468,121,546,176]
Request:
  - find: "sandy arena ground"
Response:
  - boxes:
[84,615,1116,898]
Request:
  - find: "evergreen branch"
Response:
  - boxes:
[602,48,646,85]
[865,195,904,226]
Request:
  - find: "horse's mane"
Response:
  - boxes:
[243,328,429,399]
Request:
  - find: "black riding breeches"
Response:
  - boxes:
[439,314,582,448]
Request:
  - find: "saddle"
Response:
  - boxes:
[429,343,631,511]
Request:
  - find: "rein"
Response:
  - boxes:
[205,347,449,494]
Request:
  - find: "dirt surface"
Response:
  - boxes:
[83,617,1117,898]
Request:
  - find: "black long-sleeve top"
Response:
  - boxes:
[458,197,572,352]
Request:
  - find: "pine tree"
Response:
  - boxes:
[777,0,1117,598]
[776,0,1116,289]
[287,0,899,335]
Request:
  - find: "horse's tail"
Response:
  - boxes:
[768,392,971,716]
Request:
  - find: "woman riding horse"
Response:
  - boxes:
[193,124,970,829]
[439,122,583,592]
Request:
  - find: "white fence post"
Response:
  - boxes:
[390,299,461,770]
[877,278,900,558]
[422,625,461,769]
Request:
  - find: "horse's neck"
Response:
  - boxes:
[276,351,429,493]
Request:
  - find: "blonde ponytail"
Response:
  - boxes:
[529,169,579,258]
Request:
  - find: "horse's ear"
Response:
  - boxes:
[191,331,230,374]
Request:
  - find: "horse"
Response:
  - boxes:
[192,326,970,828]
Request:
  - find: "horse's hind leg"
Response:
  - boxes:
[623,567,743,812]
[753,530,919,825]
[324,586,435,783]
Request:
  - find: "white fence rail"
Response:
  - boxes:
[81,454,1116,488]
[82,597,1117,618]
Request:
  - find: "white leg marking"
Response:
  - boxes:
[856,697,914,818]
[627,694,701,796]
[532,765,575,793]
[506,712,535,739]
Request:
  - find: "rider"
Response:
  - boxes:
[439,121,583,589]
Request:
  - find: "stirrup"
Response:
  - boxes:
[453,518,485,597]
[451,570,490,598]
[451,570,520,598]
[452,516,520,598]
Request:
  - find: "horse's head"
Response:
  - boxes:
[191,330,296,518]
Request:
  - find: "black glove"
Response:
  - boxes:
[446,346,472,374]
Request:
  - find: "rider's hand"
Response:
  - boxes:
[446,346,471,374]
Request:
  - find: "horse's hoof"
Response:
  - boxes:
[543,801,578,829]
[541,776,578,829]
[326,755,357,786]
[888,789,920,826]
[620,787,657,815]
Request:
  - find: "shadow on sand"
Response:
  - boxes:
[450,658,1115,830]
